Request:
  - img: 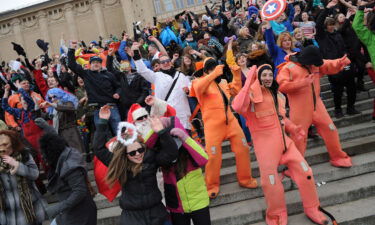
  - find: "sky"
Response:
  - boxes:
[0,0,49,13]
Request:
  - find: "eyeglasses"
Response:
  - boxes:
[127,148,145,157]
[136,115,148,121]
[49,95,57,100]
[160,59,171,64]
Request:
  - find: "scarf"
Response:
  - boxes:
[0,152,36,224]
[161,68,176,77]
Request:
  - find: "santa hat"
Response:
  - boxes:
[127,104,149,123]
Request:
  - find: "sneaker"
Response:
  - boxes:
[347,108,361,115]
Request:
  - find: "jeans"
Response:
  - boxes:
[50,219,57,225]
[93,105,121,135]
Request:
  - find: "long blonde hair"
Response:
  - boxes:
[105,140,145,187]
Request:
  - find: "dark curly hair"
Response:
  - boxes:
[39,132,68,169]
[0,130,25,154]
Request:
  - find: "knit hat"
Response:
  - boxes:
[127,104,149,123]
[296,45,324,66]
[11,73,27,83]
[89,56,103,63]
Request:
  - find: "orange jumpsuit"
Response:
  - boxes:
[232,65,327,225]
[190,63,257,198]
[277,55,352,167]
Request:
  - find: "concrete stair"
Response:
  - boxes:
[44,74,375,225]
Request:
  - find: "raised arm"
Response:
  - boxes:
[352,7,373,46]
[265,27,279,59]
[319,55,351,75]
[232,66,257,115]
[276,65,314,93]
[67,41,86,77]
[191,65,224,97]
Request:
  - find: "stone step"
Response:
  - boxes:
[210,167,375,225]
[320,80,374,99]
[94,160,375,225]
[250,195,375,225]
[319,74,373,92]
[71,133,375,213]
[323,88,375,109]
[211,138,375,208]
[219,126,375,184]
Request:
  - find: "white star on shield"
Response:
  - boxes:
[266,3,277,14]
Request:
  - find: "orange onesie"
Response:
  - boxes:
[276,54,352,167]
[190,61,257,198]
[232,65,327,225]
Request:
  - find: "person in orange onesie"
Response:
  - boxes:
[232,64,328,225]
[276,46,352,168]
[190,58,257,199]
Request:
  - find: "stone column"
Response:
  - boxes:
[36,10,51,43]
[64,3,79,40]
[91,0,108,38]
[120,0,135,34]
[11,18,24,46]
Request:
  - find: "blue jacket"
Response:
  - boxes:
[265,28,300,76]
[119,40,136,69]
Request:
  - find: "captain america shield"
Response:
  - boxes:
[260,0,287,21]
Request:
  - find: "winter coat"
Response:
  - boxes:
[352,10,375,65]
[68,49,121,105]
[0,152,46,225]
[315,9,347,59]
[93,120,179,225]
[134,59,192,129]
[46,147,97,225]
[52,102,84,153]
[107,55,150,110]
[157,117,209,214]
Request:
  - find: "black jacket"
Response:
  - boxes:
[93,121,178,225]
[46,147,97,225]
[68,49,121,105]
[107,55,149,108]
[315,9,347,59]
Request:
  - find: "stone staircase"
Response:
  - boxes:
[45,75,375,225]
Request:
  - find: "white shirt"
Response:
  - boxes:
[135,59,192,129]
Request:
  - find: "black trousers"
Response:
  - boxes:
[170,207,211,225]
[328,65,357,112]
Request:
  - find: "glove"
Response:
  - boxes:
[170,128,189,141]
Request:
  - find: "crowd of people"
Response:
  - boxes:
[0,0,374,224]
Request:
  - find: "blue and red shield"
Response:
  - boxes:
[260,0,287,21]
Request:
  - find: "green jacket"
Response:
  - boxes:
[352,10,375,65]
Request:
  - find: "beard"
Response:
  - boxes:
[135,120,152,139]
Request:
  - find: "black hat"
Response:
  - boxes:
[89,56,103,63]
[36,39,49,52]
[11,73,27,83]
[11,42,26,57]
[296,45,324,66]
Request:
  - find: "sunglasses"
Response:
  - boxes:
[160,59,171,64]
[127,148,145,157]
[136,115,148,121]
[49,95,57,100]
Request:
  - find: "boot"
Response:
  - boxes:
[334,109,344,119]
[346,107,361,116]
[304,206,329,225]
[266,211,288,225]
[330,156,352,168]
[239,178,258,189]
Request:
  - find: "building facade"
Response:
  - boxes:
[0,0,208,62]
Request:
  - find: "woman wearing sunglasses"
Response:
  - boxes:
[93,105,179,225]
